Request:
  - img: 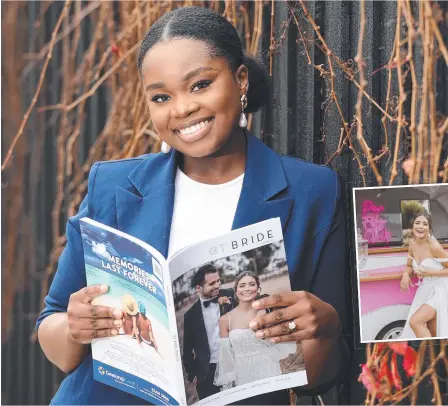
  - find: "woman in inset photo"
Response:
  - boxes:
[400,213,448,339]
[214,271,303,389]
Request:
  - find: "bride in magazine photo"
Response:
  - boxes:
[400,213,448,339]
[175,241,306,405]
[215,271,304,390]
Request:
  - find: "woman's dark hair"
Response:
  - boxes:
[192,263,219,288]
[411,212,433,234]
[137,6,270,113]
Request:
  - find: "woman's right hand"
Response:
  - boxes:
[66,284,123,344]
[400,273,412,292]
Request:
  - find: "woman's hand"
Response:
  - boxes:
[66,284,123,344]
[248,291,340,343]
[400,272,413,292]
[415,267,433,278]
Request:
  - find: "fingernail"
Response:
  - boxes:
[113,319,122,327]
[113,309,122,317]
[252,301,259,309]
[249,321,257,329]
[255,331,264,338]
[101,284,109,292]
[271,338,277,343]
[111,329,118,335]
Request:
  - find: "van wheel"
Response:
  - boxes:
[375,321,406,341]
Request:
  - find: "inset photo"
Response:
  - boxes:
[353,184,448,342]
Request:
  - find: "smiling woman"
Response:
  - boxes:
[399,212,448,340]
[36,6,349,406]
[136,7,269,165]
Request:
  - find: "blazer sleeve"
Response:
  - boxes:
[35,163,100,331]
[310,174,349,334]
[294,173,351,397]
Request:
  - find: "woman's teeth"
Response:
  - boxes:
[178,120,209,135]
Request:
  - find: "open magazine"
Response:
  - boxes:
[79,217,308,406]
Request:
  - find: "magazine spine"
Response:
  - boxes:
[162,262,188,406]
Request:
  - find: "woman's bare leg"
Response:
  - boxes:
[427,314,437,337]
[409,304,436,338]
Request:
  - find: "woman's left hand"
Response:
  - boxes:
[415,267,433,278]
[248,291,340,343]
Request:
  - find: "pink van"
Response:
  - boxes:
[358,246,448,342]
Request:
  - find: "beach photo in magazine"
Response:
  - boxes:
[79,220,181,405]
[172,240,306,405]
[353,184,448,343]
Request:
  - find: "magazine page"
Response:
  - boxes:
[79,218,186,406]
[167,217,308,405]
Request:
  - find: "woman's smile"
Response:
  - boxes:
[173,117,215,143]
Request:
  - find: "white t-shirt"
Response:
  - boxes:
[167,168,244,257]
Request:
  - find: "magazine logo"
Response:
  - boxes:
[209,246,219,255]
[97,366,125,382]
[231,230,274,249]
[208,230,275,255]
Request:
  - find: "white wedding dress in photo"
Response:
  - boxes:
[214,317,297,388]
[400,258,448,339]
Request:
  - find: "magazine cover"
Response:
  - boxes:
[79,219,182,405]
[80,217,308,405]
[353,183,448,343]
[168,218,308,405]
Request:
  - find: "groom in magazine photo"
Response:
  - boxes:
[183,264,234,399]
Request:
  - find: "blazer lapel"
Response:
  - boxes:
[116,150,178,258]
[115,132,293,257]
[232,132,294,232]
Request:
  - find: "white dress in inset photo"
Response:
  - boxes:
[400,258,448,339]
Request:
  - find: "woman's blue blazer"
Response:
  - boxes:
[37,132,349,405]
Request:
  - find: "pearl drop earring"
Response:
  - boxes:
[239,94,248,128]
[161,141,171,153]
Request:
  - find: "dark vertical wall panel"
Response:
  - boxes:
[2,1,447,405]
[269,2,292,153]
[294,1,316,163]
[320,1,350,175]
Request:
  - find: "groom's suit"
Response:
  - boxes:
[183,288,234,399]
